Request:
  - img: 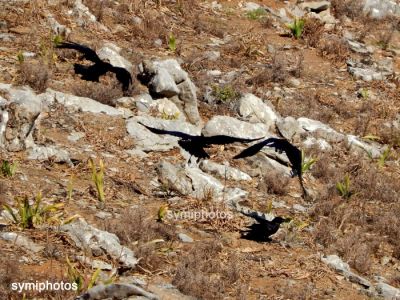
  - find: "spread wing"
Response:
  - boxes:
[56,42,101,63]
[138,123,196,140]
[233,138,276,159]
[202,135,264,146]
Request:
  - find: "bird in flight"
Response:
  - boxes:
[56,42,132,92]
[233,138,308,197]
[239,209,291,242]
[139,123,264,162]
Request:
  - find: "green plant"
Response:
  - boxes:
[359,88,369,99]
[1,160,17,177]
[88,158,105,202]
[246,8,266,20]
[17,51,24,64]
[157,204,169,222]
[66,256,84,292]
[168,32,176,52]
[377,147,391,168]
[212,85,238,103]
[3,192,63,229]
[301,151,317,174]
[161,110,180,120]
[336,174,353,199]
[52,34,63,47]
[287,18,305,39]
[66,256,114,294]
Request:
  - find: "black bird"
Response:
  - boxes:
[139,123,264,162]
[233,138,307,196]
[56,42,132,92]
[240,210,290,242]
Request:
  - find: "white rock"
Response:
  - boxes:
[238,94,279,130]
[202,116,268,139]
[199,160,252,181]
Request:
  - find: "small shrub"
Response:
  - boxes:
[172,241,241,299]
[302,18,324,48]
[18,61,49,92]
[319,36,350,63]
[107,206,176,271]
[72,81,123,106]
[212,84,239,103]
[259,170,289,195]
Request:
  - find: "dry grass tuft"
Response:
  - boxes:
[259,170,289,196]
[107,206,176,271]
[172,240,242,299]
[72,81,124,106]
[303,18,325,48]
[18,61,50,92]
[319,35,350,63]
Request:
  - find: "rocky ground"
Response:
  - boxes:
[1,0,400,299]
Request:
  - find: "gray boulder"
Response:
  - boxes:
[297,117,344,142]
[238,93,279,130]
[40,89,127,116]
[199,160,252,181]
[126,116,200,152]
[299,1,330,13]
[346,135,386,158]
[364,0,400,18]
[61,218,138,269]
[202,116,268,139]
[1,232,44,253]
[0,85,43,151]
[276,116,304,140]
[157,161,193,195]
[239,153,292,177]
[76,283,159,300]
[156,162,247,203]
[347,58,393,81]
[321,255,373,289]
[47,13,71,37]
[97,42,133,73]
[27,144,72,164]
[375,282,400,299]
[138,59,201,125]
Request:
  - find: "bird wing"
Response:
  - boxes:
[265,139,302,175]
[178,140,210,159]
[110,66,133,91]
[56,42,101,63]
[233,138,276,159]
[139,123,196,140]
[203,135,264,145]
